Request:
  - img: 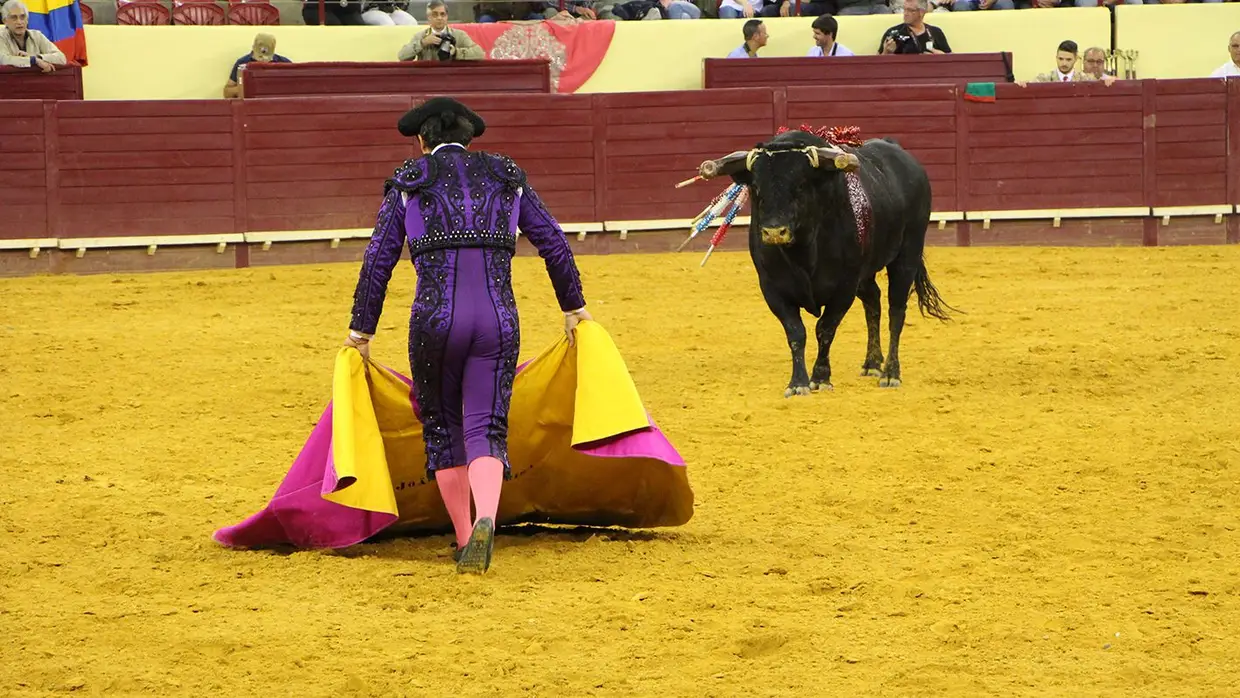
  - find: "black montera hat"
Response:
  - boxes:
[397,96,487,139]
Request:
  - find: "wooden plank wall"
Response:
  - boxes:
[1152,78,1230,208]
[243,96,414,232]
[458,93,597,224]
[1,102,48,240]
[962,80,1147,211]
[2,78,1239,247]
[597,88,775,221]
[785,85,959,212]
[703,54,1013,89]
[55,101,237,237]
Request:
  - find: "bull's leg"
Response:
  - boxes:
[856,276,884,377]
[809,288,858,393]
[766,296,811,398]
[881,264,917,388]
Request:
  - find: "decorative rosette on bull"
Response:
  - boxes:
[674,124,866,267]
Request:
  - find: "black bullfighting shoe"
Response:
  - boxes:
[456,518,495,575]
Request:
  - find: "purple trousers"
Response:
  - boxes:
[408,247,520,479]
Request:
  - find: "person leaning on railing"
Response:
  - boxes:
[0,0,66,73]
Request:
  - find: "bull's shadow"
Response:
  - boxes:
[693,129,960,397]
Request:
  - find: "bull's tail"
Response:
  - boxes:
[912,259,960,322]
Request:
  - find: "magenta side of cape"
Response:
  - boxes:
[212,360,684,550]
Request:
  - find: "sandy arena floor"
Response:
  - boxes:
[2,245,1239,697]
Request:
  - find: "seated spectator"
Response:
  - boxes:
[727,19,768,57]
[834,0,894,14]
[1081,45,1109,78]
[475,1,543,21]
[541,0,604,19]
[879,0,950,55]
[950,0,1014,12]
[1031,40,1108,82]
[807,14,854,56]
[1,0,66,72]
[1209,31,1240,77]
[398,0,485,61]
[224,33,291,99]
[302,0,365,25]
[361,0,417,25]
[718,0,780,20]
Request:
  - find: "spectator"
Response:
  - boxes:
[361,0,417,25]
[834,0,893,15]
[1,0,66,72]
[542,0,603,19]
[608,0,701,19]
[718,0,780,20]
[224,33,291,99]
[879,0,950,55]
[398,0,485,62]
[807,14,854,56]
[302,0,365,25]
[1209,31,1240,77]
[727,19,768,57]
[1081,45,1108,77]
[951,0,1015,12]
[475,1,543,21]
[1030,40,1114,82]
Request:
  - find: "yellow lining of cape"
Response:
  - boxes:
[324,320,653,516]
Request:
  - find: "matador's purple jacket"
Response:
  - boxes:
[347,143,587,479]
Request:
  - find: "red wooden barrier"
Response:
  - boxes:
[3,78,1239,254]
[1152,78,1229,208]
[55,101,238,238]
[597,88,775,222]
[703,53,1013,90]
[243,96,414,232]
[784,84,959,212]
[961,80,1146,211]
[0,101,48,240]
[0,65,83,100]
[240,60,553,99]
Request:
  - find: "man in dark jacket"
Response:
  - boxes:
[879,0,951,54]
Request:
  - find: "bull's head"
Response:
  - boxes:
[698,136,860,246]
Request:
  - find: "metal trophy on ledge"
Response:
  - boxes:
[1106,49,1140,80]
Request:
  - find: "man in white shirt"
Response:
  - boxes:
[726,19,767,59]
[1209,31,1240,78]
[806,14,854,57]
[0,0,66,72]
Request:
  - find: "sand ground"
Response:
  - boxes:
[2,245,1239,697]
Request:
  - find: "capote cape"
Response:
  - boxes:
[213,321,694,549]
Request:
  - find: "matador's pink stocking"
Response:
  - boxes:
[468,456,504,523]
[434,466,473,548]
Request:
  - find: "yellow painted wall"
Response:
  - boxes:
[1115,4,1240,79]
[78,6,1221,100]
[580,7,1111,92]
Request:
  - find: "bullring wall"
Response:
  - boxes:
[1,78,1237,276]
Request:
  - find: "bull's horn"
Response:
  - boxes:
[813,147,860,172]
[698,150,752,179]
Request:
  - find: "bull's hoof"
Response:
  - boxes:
[784,386,812,398]
[809,381,833,392]
[879,377,902,389]
[860,368,882,378]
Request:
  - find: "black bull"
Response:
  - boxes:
[697,130,957,397]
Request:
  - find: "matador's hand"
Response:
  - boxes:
[564,308,592,347]
[344,333,371,362]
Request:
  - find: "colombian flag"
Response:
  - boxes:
[25,0,87,65]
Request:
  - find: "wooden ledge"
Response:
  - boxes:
[0,237,57,251]
[57,234,245,257]
[1151,205,1233,226]
[244,229,372,248]
[966,207,1149,230]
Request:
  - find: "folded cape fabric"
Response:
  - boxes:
[963,82,997,103]
[213,321,694,549]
